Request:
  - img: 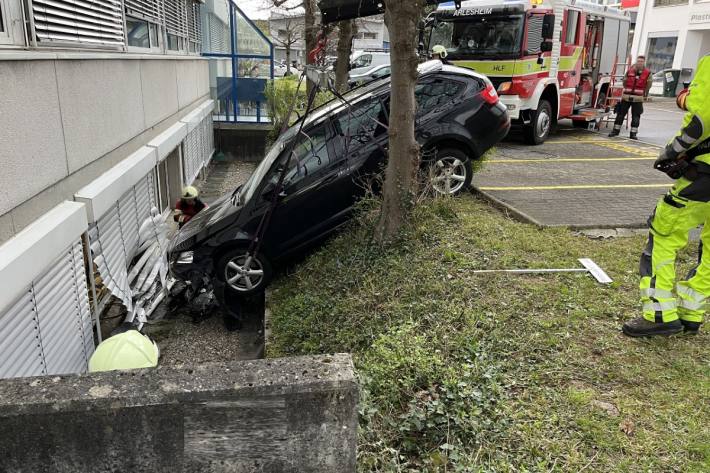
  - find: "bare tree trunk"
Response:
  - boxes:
[303,0,318,94]
[286,46,292,74]
[334,20,356,93]
[375,0,424,243]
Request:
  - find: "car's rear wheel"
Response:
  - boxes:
[216,248,272,296]
[523,99,552,145]
[429,148,473,196]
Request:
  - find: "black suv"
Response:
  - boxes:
[169,61,510,294]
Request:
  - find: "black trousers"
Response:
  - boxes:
[614,99,644,131]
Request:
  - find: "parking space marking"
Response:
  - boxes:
[488,157,654,163]
[479,184,669,191]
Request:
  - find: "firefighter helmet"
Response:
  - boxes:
[432,45,448,59]
[182,186,199,199]
[88,330,159,373]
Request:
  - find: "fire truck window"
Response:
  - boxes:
[565,10,580,45]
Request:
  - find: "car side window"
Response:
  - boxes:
[335,95,388,143]
[415,77,466,117]
[274,125,331,189]
[352,54,372,68]
[372,67,390,79]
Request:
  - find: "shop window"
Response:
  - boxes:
[646,36,677,73]
[654,0,688,6]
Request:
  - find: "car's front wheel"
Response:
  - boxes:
[429,148,473,196]
[216,248,273,296]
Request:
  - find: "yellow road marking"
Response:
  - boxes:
[488,157,655,163]
[479,184,669,191]
[545,139,612,144]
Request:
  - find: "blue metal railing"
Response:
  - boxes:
[202,0,274,124]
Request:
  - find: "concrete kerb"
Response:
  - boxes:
[0,354,358,473]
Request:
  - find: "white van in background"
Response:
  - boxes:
[349,50,390,77]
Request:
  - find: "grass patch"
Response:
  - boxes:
[268,195,710,472]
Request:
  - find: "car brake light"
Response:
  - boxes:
[481,83,499,105]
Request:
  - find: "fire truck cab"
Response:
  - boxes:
[425,0,631,144]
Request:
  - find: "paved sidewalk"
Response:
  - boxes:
[473,127,673,228]
[594,97,685,147]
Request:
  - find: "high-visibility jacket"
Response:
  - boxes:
[623,66,651,96]
[665,55,710,166]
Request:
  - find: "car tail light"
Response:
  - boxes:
[497,81,513,94]
[481,83,499,105]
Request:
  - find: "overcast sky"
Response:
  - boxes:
[237,0,304,20]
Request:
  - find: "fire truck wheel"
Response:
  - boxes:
[523,100,553,145]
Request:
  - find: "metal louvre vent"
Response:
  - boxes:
[32,0,124,46]
[164,0,188,37]
[90,173,158,311]
[206,14,230,53]
[0,241,94,379]
[187,0,201,43]
[125,0,162,24]
[183,127,202,185]
[202,115,214,167]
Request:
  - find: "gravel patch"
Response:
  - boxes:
[150,157,261,365]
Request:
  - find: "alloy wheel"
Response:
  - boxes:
[224,254,265,292]
[431,157,467,195]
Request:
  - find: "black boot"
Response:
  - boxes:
[622,317,683,337]
[630,132,638,140]
[680,320,701,334]
[608,129,620,137]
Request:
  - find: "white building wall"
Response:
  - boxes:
[0,54,210,244]
[632,0,710,73]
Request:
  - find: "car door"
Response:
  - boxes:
[333,92,390,199]
[260,120,352,254]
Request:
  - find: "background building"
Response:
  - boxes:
[631,0,710,79]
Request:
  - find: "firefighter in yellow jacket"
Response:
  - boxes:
[623,55,710,337]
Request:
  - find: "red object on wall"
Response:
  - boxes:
[621,0,640,9]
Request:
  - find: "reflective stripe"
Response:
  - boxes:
[678,299,705,311]
[680,133,697,146]
[672,139,688,153]
[613,124,621,131]
[643,300,676,313]
[631,127,639,133]
[640,288,674,299]
[677,284,705,300]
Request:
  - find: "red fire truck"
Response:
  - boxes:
[425,0,631,144]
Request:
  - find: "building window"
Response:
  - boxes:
[149,23,159,48]
[653,0,688,6]
[647,36,678,73]
[126,17,150,48]
[363,32,378,40]
[167,33,185,51]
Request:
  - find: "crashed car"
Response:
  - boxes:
[169,61,510,295]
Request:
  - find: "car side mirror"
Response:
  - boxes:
[542,14,555,40]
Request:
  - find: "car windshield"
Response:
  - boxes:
[429,14,524,59]
[237,127,298,204]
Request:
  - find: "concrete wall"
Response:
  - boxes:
[0,54,210,243]
[0,354,358,473]
[631,0,710,72]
